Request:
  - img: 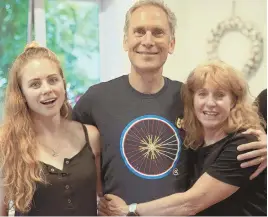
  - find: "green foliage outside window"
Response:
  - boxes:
[0,0,28,119]
[0,0,100,121]
[45,0,100,106]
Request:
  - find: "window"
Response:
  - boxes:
[45,0,100,106]
[0,0,29,120]
[0,0,100,121]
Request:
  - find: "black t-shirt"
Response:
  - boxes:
[255,89,267,132]
[72,75,188,204]
[189,132,267,216]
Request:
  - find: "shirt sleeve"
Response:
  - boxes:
[255,89,267,132]
[206,133,258,187]
[72,90,96,126]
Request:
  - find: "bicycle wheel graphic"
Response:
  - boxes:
[120,115,181,179]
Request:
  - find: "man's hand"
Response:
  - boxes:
[237,129,267,180]
[98,194,128,216]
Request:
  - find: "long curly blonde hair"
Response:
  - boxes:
[182,60,264,149]
[0,42,70,213]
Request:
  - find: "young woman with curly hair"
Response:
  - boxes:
[0,42,101,216]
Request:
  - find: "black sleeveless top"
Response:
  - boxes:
[17,124,97,216]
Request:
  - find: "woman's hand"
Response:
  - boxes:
[98,194,128,216]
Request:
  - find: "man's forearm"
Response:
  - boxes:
[136,191,201,216]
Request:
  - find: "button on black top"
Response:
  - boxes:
[18,125,97,216]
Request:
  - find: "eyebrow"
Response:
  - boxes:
[132,26,166,31]
[27,78,40,84]
[47,73,59,78]
[27,73,59,84]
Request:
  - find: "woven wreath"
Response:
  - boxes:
[207,16,263,78]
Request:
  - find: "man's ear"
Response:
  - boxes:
[168,37,175,54]
[123,35,128,52]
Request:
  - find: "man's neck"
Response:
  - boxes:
[129,68,165,94]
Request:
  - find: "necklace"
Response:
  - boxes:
[51,149,59,157]
[41,143,61,157]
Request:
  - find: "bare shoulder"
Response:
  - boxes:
[84,124,100,144]
[84,124,99,137]
[65,121,85,146]
[84,124,101,156]
[66,121,100,155]
[67,120,84,135]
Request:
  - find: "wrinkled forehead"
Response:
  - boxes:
[129,5,169,30]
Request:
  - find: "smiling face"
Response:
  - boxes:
[193,81,233,132]
[20,58,66,119]
[124,5,175,74]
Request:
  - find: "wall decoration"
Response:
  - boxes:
[206,1,264,78]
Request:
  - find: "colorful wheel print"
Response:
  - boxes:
[120,115,181,179]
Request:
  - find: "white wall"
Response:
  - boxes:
[98,0,134,82]
[100,0,267,97]
[163,0,267,97]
